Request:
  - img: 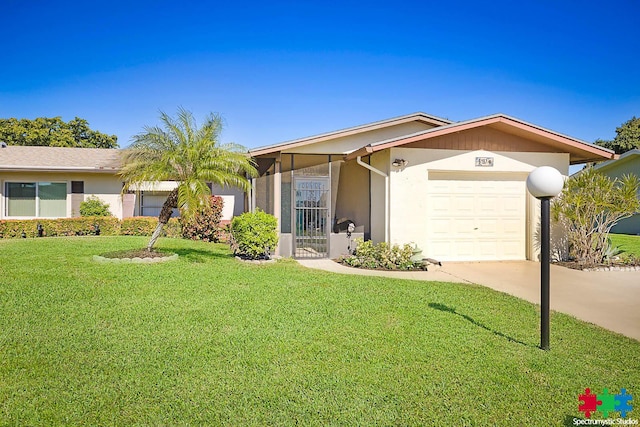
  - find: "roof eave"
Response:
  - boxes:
[592,148,638,171]
[346,114,616,163]
[249,112,452,157]
[0,166,121,172]
[344,146,374,161]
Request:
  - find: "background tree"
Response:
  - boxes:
[119,108,257,250]
[0,117,118,148]
[595,116,640,154]
[552,168,640,266]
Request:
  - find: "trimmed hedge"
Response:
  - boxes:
[120,217,157,236]
[120,217,181,238]
[0,217,181,239]
[0,217,121,238]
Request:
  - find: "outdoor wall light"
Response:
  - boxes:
[392,159,408,167]
[526,166,564,351]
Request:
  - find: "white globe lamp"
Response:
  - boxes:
[526,166,564,351]
[526,166,564,199]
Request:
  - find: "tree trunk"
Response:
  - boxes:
[147,222,164,251]
[147,188,179,251]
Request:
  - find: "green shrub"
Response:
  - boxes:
[164,218,182,238]
[552,168,640,265]
[339,238,420,270]
[181,196,224,242]
[230,209,278,259]
[115,216,180,238]
[0,216,182,239]
[119,217,181,237]
[79,196,112,217]
[0,217,120,238]
[0,216,184,239]
[120,217,158,236]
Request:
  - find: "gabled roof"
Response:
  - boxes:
[0,146,121,172]
[592,148,640,173]
[345,114,617,164]
[249,112,452,157]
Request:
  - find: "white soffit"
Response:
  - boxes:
[129,181,179,192]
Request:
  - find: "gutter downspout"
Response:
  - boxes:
[250,178,256,212]
[356,156,389,243]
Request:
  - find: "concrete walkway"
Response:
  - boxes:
[297,259,640,341]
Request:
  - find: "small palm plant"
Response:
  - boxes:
[119,108,257,250]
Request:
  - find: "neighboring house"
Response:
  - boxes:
[248,112,616,261]
[592,148,640,235]
[0,145,244,221]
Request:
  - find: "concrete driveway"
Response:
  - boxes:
[297,259,640,341]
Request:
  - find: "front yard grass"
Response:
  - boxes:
[610,233,640,257]
[1,237,638,425]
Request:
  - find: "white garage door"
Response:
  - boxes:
[427,173,526,261]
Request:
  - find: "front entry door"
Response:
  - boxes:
[294,177,330,258]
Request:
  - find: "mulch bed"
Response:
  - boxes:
[100,249,174,259]
[553,261,640,271]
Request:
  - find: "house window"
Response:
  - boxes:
[139,191,178,217]
[71,181,84,194]
[5,182,67,217]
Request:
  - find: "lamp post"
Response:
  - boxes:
[526,166,564,351]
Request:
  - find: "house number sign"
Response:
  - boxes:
[475,157,494,167]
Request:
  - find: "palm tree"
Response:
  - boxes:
[119,108,257,250]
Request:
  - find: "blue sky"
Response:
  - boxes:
[2,0,639,153]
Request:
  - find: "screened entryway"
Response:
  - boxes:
[294,177,330,258]
[251,153,370,258]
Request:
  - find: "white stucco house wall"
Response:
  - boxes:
[0,145,244,221]
[248,112,616,261]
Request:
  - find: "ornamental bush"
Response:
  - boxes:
[230,209,278,259]
[340,238,420,270]
[79,196,112,217]
[552,168,640,266]
[180,196,224,242]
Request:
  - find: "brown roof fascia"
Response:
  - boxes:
[490,116,616,164]
[345,115,616,164]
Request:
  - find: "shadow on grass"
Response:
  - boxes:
[100,247,234,263]
[169,248,235,263]
[428,302,537,348]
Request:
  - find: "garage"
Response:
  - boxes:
[426,172,527,261]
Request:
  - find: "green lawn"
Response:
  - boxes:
[610,233,640,256]
[1,237,638,425]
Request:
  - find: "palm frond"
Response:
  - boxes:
[119,108,257,216]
